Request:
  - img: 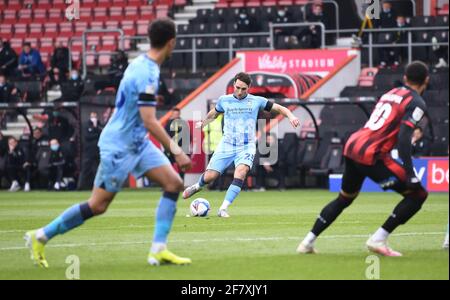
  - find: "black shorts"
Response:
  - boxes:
[341,156,424,195]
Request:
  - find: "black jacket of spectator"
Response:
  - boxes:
[49,148,65,168]
[83,120,103,157]
[377,9,397,28]
[0,81,19,103]
[26,134,49,165]
[47,114,74,142]
[108,51,128,82]
[0,42,18,77]
[51,47,70,72]
[0,135,7,157]
[60,78,84,102]
[6,145,25,170]
[412,137,431,157]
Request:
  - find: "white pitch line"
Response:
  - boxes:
[0,232,444,251]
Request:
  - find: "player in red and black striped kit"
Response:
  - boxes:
[298,61,430,257]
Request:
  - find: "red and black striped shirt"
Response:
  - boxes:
[344,86,427,166]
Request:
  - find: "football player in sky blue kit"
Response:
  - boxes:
[25,19,193,268]
[183,72,300,217]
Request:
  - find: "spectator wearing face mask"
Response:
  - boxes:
[57,69,84,102]
[78,112,103,190]
[376,1,397,28]
[273,7,294,35]
[236,10,259,32]
[48,139,66,191]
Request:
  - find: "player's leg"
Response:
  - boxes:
[365,158,428,256]
[298,158,365,254]
[142,165,191,265]
[217,164,250,218]
[217,147,255,218]
[24,152,130,268]
[25,187,116,268]
[182,149,234,199]
[133,142,191,265]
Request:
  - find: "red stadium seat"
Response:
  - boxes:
[137,20,151,35]
[52,0,67,10]
[0,24,13,40]
[110,7,124,21]
[90,21,105,30]
[40,37,54,48]
[10,38,24,54]
[97,0,111,8]
[37,0,52,10]
[18,9,33,23]
[98,54,112,67]
[29,24,43,38]
[83,0,97,9]
[94,7,109,22]
[86,54,97,67]
[56,37,70,47]
[79,7,93,22]
[44,23,59,38]
[140,6,155,18]
[106,21,120,30]
[33,9,47,23]
[48,8,63,22]
[14,25,29,39]
[112,0,128,7]
[7,0,21,11]
[58,23,73,38]
[2,11,17,25]
[247,1,261,7]
[125,7,141,21]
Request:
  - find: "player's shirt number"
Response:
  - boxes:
[365,102,393,131]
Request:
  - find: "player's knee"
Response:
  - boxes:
[337,192,357,208]
[409,188,428,204]
[88,201,109,215]
[164,177,184,193]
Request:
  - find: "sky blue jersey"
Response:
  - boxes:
[98,54,160,153]
[215,94,270,147]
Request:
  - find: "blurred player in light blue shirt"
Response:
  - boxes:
[25,19,194,268]
[183,72,300,217]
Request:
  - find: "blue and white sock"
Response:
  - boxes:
[151,192,179,253]
[220,178,244,211]
[197,173,207,188]
[37,202,94,243]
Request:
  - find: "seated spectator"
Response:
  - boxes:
[94,50,129,93]
[48,139,66,191]
[0,74,20,103]
[17,43,45,79]
[49,42,70,88]
[412,127,431,157]
[57,69,84,102]
[273,7,294,35]
[22,127,50,191]
[5,136,30,192]
[255,134,287,191]
[0,40,18,77]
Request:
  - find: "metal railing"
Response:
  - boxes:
[75,23,448,74]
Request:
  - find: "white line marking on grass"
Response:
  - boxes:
[0,232,444,251]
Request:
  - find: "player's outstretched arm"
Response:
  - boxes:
[271,103,300,128]
[196,108,222,129]
[140,106,192,172]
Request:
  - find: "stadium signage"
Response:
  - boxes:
[238,49,352,74]
[330,157,449,192]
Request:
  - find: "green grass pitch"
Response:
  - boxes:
[0,189,448,280]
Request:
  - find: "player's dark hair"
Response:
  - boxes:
[172,107,181,112]
[405,61,429,86]
[148,18,176,49]
[234,72,252,86]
